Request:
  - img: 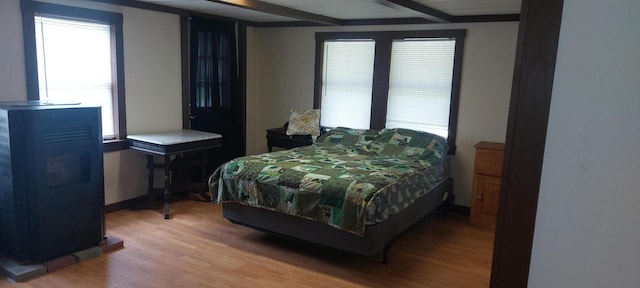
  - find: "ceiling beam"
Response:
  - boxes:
[207,0,343,26]
[377,0,452,23]
[454,14,520,23]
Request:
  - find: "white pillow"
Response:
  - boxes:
[286,108,320,138]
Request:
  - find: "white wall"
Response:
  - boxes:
[121,6,182,134]
[529,0,640,287]
[246,22,519,206]
[0,0,183,205]
[245,27,260,157]
[0,0,27,101]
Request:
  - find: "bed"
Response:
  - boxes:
[209,127,453,263]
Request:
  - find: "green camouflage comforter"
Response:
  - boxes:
[209,127,449,236]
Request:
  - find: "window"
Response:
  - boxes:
[320,40,375,129]
[34,16,115,136]
[22,1,127,151]
[314,30,465,154]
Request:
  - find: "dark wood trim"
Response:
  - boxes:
[253,20,337,28]
[453,14,520,23]
[251,17,437,28]
[316,29,466,40]
[181,14,190,129]
[22,0,123,22]
[490,0,564,287]
[313,38,322,110]
[113,11,127,142]
[237,23,248,155]
[449,204,471,216]
[252,14,518,28]
[447,33,466,155]
[103,139,129,152]
[342,17,436,26]
[370,40,392,130]
[378,0,452,23]
[104,196,147,214]
[206,0,342,26]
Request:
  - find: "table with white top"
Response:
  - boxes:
[128,129,223,219]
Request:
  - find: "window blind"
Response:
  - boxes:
[386,38,456,138]
[35,16,115,138]
[320,40,375,129]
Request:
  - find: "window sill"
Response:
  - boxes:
[104,139,129,152]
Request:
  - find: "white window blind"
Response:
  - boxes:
[320,40,375,129]
[35,16,115,138]
[386,38,455,138]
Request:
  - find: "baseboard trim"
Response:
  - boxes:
[450,204,470,216]
[105,196,146,214]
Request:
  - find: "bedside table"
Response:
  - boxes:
[470,141,505,229]
[266,127,313,152]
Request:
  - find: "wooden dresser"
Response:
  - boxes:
[470,141,505,229]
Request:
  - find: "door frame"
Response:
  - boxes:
[490,0,564,286]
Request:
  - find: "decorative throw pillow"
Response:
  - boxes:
[286,108,321,138]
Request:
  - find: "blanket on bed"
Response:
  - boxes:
[209,127,449,236]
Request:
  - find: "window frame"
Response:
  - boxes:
[313,30,465,154]
[21,1,127,152]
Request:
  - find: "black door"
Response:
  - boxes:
[189,17,244,179]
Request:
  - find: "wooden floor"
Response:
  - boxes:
[1,200,494,288]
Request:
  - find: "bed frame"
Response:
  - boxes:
[222,178,453,263]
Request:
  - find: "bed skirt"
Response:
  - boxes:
[222,177,453,257]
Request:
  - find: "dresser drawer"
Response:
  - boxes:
[474,144,504,177]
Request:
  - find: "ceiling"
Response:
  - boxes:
[134,0,522,26]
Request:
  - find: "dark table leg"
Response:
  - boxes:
[131,154,160,211]
[163,154,171,219]
[201,150,208,186]
[146,155,155,197]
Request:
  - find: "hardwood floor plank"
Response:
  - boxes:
[0,200,494,287]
